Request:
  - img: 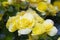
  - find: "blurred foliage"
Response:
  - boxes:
[0,0,7,2]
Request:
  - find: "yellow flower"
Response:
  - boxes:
[2,1,9,7]
[53,1,60,11]
[36,2,48,12]
[58,37,60,40]
[32,23,45,35]
[6,11,35,32]
[43,19,54,32]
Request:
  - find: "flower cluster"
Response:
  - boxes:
[6,8,58,37]
[4,0,60,40]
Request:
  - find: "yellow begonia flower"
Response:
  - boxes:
[2,1,9,7]
[36,2,48,12]
[26,8,44,23]
[53,1,60,11]
[47,26,58,36]
[6,12,35,32]
[43,19,54,32]
[17,13,35,29]
[58,37,60,40]
[32,23,46,35]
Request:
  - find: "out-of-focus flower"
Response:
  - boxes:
[31,23,45,35]
[2,1,9,7]
[53,1,60,11]
[6,11,35,33]
[36,1,58,16]
[8,0,13,4]
[47,4,58,16]
[36,2,48,12]
[58,37,60,40]
[47,26,58,36]
[43,19,54,32]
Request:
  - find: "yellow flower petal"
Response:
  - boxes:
[36,2,48,12]
[26,8,44,23]
[43,19,54,32]
[8,22,17,32]
[17,13,35,29]
[6,16,21,32]
[32,23,45,35]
